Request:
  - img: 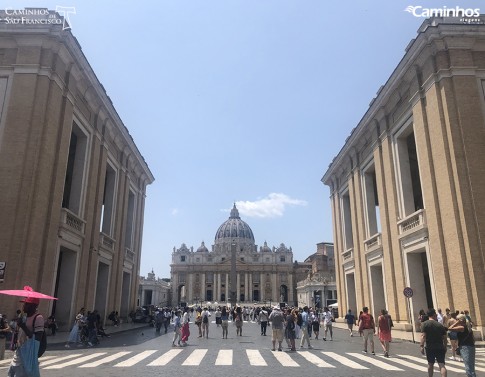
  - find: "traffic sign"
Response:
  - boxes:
[403,287,413,298]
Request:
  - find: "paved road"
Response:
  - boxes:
[1,320,483,377]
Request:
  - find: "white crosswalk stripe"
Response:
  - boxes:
[44,352,107,369]
[347,353,404,371]
[215,349,232,365]
[397,354,465,373]
[442,356,485,372]
[377,355,429,372]
[148,349,183,366]
[246,349,266,366]
[40,354,82,367]
[182,349,207,365]
[272,350,299,366]
[298,350,335,368]
[3,348,478,372]
[114,350,157,367]
[322,351,368,369]
[80,351,132,368]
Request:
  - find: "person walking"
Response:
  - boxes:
[172,310,182,347]
[285,308,296,352]
[269,305,284,351]
[299,306,313,349]
[322,307,334,341]
[311,311,320,339]
[195,308,202,337]
[86,310,99,347]
[359,306,375,355]
[201,307,211,338]
[220,307,229,339]
[8,297,45,377]
[345,309,355,337]
[449,313,476,377]
[357,310,364,337]
[65,307,85,348]
[215,307,221,327]
[377,309,392,357]
[258,307,269,336]
[420,308,448,377]
[0,314,11,360]
[447,312,460,361]
[180,307,190,346]
[235,307,243,336]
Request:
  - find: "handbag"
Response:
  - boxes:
[19,337,40,377]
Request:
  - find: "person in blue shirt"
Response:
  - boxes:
[345,309,356,337]
[299,306,313,349]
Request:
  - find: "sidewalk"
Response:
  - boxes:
[1,321,150,361]
[47,321,150,345]
[332,321,485,347]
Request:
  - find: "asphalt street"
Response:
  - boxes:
[1,320,483,377]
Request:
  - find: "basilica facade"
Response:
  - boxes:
[170,205,295,305]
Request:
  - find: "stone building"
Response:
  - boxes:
[138,270,171,308]
[296,242,337,309]
[322,16,485,337]
[170,204,295,305]
[0,9,154,328]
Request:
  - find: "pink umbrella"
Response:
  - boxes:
[0,285,57,300]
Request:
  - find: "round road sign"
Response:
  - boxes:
[403,287,413,298]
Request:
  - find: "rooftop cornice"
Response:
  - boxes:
[321,17,485,186]
[0,18,154,184]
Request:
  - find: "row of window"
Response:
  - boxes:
[340,122,423,251]
[178,255,286,263]
[62,121,138,250]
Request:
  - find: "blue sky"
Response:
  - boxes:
[7,0,483,278]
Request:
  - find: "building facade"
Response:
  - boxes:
[138,270,171,308]
[170,205,295,306]
[0,9,154,329]
[296,242,337,309]
[322,16,485,338]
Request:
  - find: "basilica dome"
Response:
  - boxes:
[214,204,255,246]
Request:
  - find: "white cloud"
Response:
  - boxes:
[171,208,179,216]
[233,193,307,218]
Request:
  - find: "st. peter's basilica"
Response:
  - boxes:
[170,204,295,305]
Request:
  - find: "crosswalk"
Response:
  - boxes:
[1,348,484,372]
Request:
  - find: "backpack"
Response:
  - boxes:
[287,318,295,330]
[33,314,47,357]
[203,314,208,324]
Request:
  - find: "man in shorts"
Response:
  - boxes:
[420,308,448,377]
[269,305,284,351]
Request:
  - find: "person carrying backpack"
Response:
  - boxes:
[8,296,46,377]
[201,308,211,338]
[359,306,375,355]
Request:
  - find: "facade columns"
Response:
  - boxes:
[245,273,249,301]
[249,273,253,302]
